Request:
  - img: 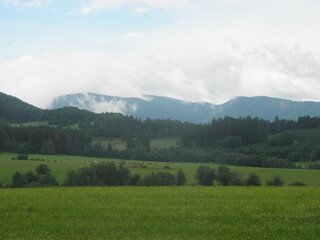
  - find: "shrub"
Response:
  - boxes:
[16,154,28,160]
[229,172,244,186]
[266,175,284,186]
[176,169,187,186]
[289,181,306,186]
[196,166,215,186]
[10,171,28,188]
[216,165,233,186]
[130,174,141,186]
[139,172,176,186]
[245,173,261,186]
[36,164,51,175]
[8,166,58,188]
[38,173,59,187]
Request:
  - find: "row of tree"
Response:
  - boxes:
[195,165,305,186]
[2,163,306,189]
[7,164,58,188]
[62,162,186,187]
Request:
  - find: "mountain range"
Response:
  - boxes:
[50,93,320,123]
[1,91,320,124]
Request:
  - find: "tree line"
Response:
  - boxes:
[2,163,187,188]
[195,165,306,186]
[2,113,320,168]
[2,163,306,189]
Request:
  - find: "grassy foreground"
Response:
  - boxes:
[0,187,319,240]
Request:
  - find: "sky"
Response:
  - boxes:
[1,0,320,109]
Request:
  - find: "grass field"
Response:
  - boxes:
[0,186,319,239]
[92,137,179,151]
[1,153,320,186]
[9,121,79,129]
[9,121,51,127]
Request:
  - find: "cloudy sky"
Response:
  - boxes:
[1,0,320,108]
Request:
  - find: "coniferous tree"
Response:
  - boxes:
[176,169,187,186]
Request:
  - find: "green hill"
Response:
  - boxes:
[0,92,43,123]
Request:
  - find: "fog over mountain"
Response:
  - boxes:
[1,1,320,109]
[51,93,320,123]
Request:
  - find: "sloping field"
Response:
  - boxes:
[1,153,320,186]
[92,137,179,151]
[0,187,319,240]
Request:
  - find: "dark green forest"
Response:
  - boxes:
[1,92,320,169]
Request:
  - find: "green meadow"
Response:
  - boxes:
[9,121,80,130]
[0,187,319,240]
[1,153,320,186]
[92,137,179,151]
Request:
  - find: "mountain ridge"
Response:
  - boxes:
[50,93,320,123]
[2,91,320,124]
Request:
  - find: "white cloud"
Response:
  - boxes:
[132,5,152,14]
[1,0,320,108]
[79,0,190,14]
[68,93,138,114]
[1,41,320,109]
[90,99,138,114]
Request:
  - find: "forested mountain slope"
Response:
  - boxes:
[2,92,320,169]
[0,92,43,123]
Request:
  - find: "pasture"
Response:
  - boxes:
[9,121,79,129]
[0,187,319,239]
[1,153,320,186]
[92,137,179,151]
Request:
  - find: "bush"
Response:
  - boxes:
[10,171,28,188]
[266,175,284,186]
[130,174,141,186]
[216,165,234,186]
[289,181,306,186]
[245,172,261,186]
[176,169,187,186]
[38,173,59,187]
[308,163,320,169]
[36,164,51,175]
[196,166,215,186]
[16,154,28,160]
[229,172,244,186]
[8,166,58,188]
[139,172,176,186]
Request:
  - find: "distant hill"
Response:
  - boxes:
[0,92,43,123]
[51,93,216,123]
[51,93,320,122]
[219,96,320,120]
[2,91,320,124]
